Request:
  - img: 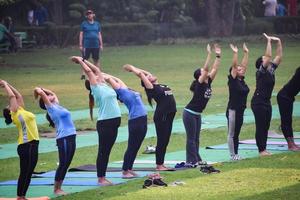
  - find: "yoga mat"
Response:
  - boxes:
[68,165,158,172]
[0,178,126,186]
[0,197,49,200]
[239,139,300,145]
[0,185,98,198]
[268,131,300,139]
[1,103,299,159]
[32,171,152,178]
[206,143,289,151]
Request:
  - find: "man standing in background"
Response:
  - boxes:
[263,0,278,16]
[79,9,103,79]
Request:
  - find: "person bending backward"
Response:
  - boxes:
[1,80,39,200]
[182,44,221,166]
[34,87,76,195]
[102,73,147,178]
[123,64,176,171]
[226,43,250,161]
[277,67,300,151]
[251,33,282,156]
[70,56,121,185]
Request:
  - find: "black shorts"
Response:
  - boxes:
[83,48,100,61]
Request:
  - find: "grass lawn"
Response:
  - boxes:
[0,36,300,199]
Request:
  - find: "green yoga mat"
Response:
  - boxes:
[1,102,299,160]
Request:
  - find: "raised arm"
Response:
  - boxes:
[0,80,18,112]
[262,33,272,67]
[208,44,221,81]
[102,73,127,89]
[271,37,282,66]
[123,64,153,89]
[7,82,24,108]
[34,87,52,107]
[198,44,211,83]
[70,56,99,85]
[229,44,238,78]
[241,43,249,71]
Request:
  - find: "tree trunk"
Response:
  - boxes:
[49,0,63,25]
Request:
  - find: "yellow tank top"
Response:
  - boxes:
[11,107,39,144]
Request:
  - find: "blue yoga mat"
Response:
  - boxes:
[206,143,289,151]
[0,178,126,186]
[32,171,152,178]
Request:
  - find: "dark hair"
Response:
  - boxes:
[190,68,202,92]
[3,108,12,125]
[39,97,55,128]
[85,80,94,120]
[228,67,232,74]
[255,56,263,69]
[141,80,153,107]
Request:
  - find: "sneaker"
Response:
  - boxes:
[143,145,156,154]
[175,162,186,169]
[142,179,153,188]
[207,166,220,173]
[231,154,243,161]
[198,161,208,167]
[153,178,168,187]
[200,166,211,174]
[81,75,86,80]
[184,162,198,168]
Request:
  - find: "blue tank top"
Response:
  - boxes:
[45,103,76,139]
[115,88,147,120]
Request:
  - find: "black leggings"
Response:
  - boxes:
[277,92,294,139]
[96,117,121,177]
[122,116,147,171]
[55,135,76,181]
[154,112,176,165]
[251,104,272,152]
[17,140,39,197]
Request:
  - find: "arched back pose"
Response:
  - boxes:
[277,67,300,151]
[1,80,39,200]
[103,73,147,178]
[124,64,176,171]
[251,33,282,156]
[182,44,221,171]
[34,87,76,195]
[70,56,121,185]
[226,43,250,160]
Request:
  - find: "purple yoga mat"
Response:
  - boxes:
[239,139,300,145]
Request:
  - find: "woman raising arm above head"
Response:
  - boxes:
[1,80,39,200]
[70,56,121,185]
[124,64,176,171]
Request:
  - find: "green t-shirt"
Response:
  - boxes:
[0,24,8,42]
[91,83,121,120]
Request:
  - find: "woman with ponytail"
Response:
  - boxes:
[123,64,176,171]
[1,80,39,200]
[34,87,76,195]
[182,44,221,170]
[70,56,121,185]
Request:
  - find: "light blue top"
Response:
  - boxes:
[91,84,121,120]
[80,20,101,48]
[115,88,147,120]
[45,103,76,139]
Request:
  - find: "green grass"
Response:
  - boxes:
[0,38,300,199]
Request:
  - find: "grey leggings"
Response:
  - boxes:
[182,109,202,164]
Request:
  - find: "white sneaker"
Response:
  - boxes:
[231,154,243,161]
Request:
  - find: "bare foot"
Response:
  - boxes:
[129,170,139,177]
[259,150,272,156]
[156,164,175,171]
[122,171,135,179]
[17,196,27,200]
[98,177,113,186]
[54,189,67,195]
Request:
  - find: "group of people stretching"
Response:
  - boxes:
[1,33,300,200]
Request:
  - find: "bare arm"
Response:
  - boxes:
[198,44,211,83]
[38,88,59,103]
[70,56,98,85]
[123,64,152,76]
[99,32,103,51]
[123,64,153,89]
[230,44,238,78]
[34,87,52,107]
[262,33,272,67]
[241,43,249,71]
[271,37,282,66]
[102,73,127,89]
[7,83,24,108]
[209,44,221,81]
[79,31,83,51]
[0,80,18,112]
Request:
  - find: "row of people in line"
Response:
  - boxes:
[2,33,299,200]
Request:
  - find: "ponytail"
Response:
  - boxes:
[85,80,94,120]
[3,108,12,125]
[39,97,55,128]
[140,80,153,107]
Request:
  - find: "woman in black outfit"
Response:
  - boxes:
[251,33,282,156]
[226,43,250,160]
[277,67,300,151]
[124,64,176,171]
